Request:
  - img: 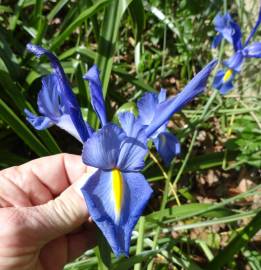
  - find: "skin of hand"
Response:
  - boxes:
[0,153,97,270]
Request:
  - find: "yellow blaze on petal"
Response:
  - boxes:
[223,69,233,82]
[112,169,124,222]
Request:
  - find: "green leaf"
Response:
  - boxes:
[95,0,134,97]
[128,0,145,43]
[112,250,159,270]
[206,211,261,270]
[50,0,112,50]
[0,99,49,156]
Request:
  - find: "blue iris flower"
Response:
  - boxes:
[212,8,261,94]
[82,65,153,256]
[133,60,217,165]
[25,44,217,257]
[135,89,181,165]
[25,44,92,142]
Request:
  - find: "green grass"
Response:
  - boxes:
[0,0,260,269]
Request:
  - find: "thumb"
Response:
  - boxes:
[28,172,91,243]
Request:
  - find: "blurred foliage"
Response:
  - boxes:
[0,0,260,269]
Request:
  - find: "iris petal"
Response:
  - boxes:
[37,74,61,118]
[244,7,261,46]
[154,132,180,165]
[212,33,223,48]
[117,137,147,172]
[243,42,261,58]
[83,65,107,126]
[213,13,242,51]
[82,124,125,170]
[224,51,244,72]
[158,88,167,103]
[81,170,153,256]
[137,92,158,125]
[118,112,147,144]
[24,109,53,130]
[213,69,235,94]
[26,43,89,142]
[145,60,217,138]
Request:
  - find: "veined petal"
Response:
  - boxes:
[154,132,180,165]
[37,74,62,119]
[56,114,82,142]
[244,7,261,46]
[145,60,217,138]
[26,43,89,142]
[118,112,147,144]
[224,51,244,72]
[117,137,147,172]
[243,42,261,58]
[81,170,153,256]
[83,65,107,126]
[24,109,53,130]
[82,124,125,170]
[137,92,158,125]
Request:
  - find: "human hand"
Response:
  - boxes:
[0,154,96,270]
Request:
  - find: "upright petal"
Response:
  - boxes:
[137,92,158,125]
[145,60,217,138]
[81,170,153,256]
[154,132,180,165]
[158,88,167,103]
[83,65,107,126]
[82,124,125,170]
[243,42,261,58]
[24,109,53,130]
[213,13,242,51]
[117,137,147,172]
[26,43,89,142]
[118,112,147,144]
[244,7,261,46]
[37,74,62,119]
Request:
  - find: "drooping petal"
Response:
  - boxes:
[83,65,107,126]
[212,69,235,95]
[117,137,147,172]
[219,80,234,95]
[154,132,180,165]
[81,170,153,256]
[224,51,244,72]
[118,112,147,144]
[24,109,53,130]
[26,43,89,142]
[244,7,261,46]
[145,60,217,138]
[82,124,125,170]
[137,92,158,125]
[243,42,261,58]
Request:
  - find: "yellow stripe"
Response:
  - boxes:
[223,69,233,82]
[112,169,124,222]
